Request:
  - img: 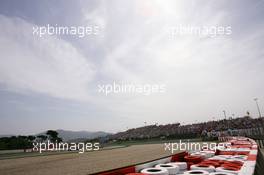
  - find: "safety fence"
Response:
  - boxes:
[217,127,264,148]
[254,139,264,149]
[254,148,264,175]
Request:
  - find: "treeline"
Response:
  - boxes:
[0,130,62,150]
[0,136,35,150]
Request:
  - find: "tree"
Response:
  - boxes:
[37,135,47,142]
[0,136,33,150]
[27,135,36,141]
[46,130,62,142]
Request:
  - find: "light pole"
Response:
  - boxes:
[223,110,227,120]
[254,98,264,136]
[254,98,262,118]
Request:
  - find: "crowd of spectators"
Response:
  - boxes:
[109,116,264,141]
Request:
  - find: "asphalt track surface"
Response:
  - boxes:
[0,144,173,175]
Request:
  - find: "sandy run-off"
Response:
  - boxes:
[0,144,175,175]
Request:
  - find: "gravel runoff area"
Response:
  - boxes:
[0,144,175,175]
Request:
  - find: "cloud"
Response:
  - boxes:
[0,15,95,101]
[88,0,264,124]
[0,0,264,133]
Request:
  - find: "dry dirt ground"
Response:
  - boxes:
[0,144,175,175]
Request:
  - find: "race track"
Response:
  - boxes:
[0,144,174,175]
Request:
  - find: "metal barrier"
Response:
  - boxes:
[217,127,264,148]
[254,139,264,148]
[254,148,264,175]
[249,132,264,149]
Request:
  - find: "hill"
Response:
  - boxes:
[38,129,111,142]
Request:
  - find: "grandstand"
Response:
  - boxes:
[109,116,264,144]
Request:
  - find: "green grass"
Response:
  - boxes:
[0,145,129,160]
[0,150,81,160]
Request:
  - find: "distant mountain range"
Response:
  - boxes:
[0,130,112,142]
[0,134,13,138]
[38,129,112,142]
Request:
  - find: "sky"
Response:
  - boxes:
[0,0,263,135]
